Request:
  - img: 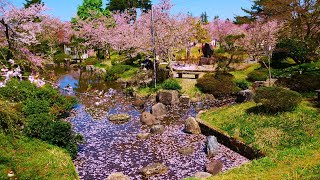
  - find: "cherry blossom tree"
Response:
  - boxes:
[240,20,282,85]
[0,0,47,66]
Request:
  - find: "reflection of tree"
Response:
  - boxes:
[76,69,121,93]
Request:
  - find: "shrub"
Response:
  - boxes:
[53,53,71,64]
[162,78,182,90]
[234,79,251,90]
[22,99,50,116]
[24,113,82,158]
[157,69,170,83]
[105,65,132,81]
[0,100,23,134]
[254,87,302,112]
[276,72,320,93]
[82,57,99,66]
[196,72,240,97]
[247,70,268,82]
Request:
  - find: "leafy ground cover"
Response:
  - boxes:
[198,101,320,179]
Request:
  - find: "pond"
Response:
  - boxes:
[50,67,249,179]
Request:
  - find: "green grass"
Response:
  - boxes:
[0,133,78,179]
[230,63,261,81]
[119,67,139,80]
[199,101,320,179]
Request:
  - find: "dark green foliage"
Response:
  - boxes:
[105,65,132,81]
[156,69,170,83]
[276,72,320,93]
[254,87,302,113]
[196,72,240,97]
[162,78,182,91]
[0,79,79,158]
[24,0,43,8]
[247,69,268,82]
[53,53,71,64]
[272,38,310,68]
[235,79,251,90]
[82,57,99,66]
[272,62,320,78]
[107,0,151,13]
[24,114,82,158]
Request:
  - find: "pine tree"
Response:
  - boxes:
[24,0,43,8]
[77,0,110,20]
[200,12,209,24]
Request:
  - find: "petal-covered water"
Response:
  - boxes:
[54,68,249,180]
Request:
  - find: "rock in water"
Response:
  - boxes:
[140,112,159,126]
[156,90,179,105]
[107,172,130,180]
[179,95,190,107]
[185,117,201,134]
[206,159,224,175]
[133,99,145,109]
[150,125,165,134]
[151,103,167,117]
[139,163,168,177]
[108,114,131,124]
[137,133,151,140]
[193,172,212,179]
[178,147,194,155]
[207,136,219,157]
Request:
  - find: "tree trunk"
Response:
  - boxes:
[1,19,13,60]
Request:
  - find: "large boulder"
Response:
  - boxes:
[150,125,165,134]
[156,90,179,105]
[108,114,131,124]
[151,103,167,117]
[207,136,219,157]
[141,112,159,126]
[236,89,254,103]
[107,172,130,180]
[139,163,168,177]
[179,95,190,107]
[184,117,201,134]
[193,172,212,179]
[205,159,224,175]
[133,99,145,109]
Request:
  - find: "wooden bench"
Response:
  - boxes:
[176,71,201,79]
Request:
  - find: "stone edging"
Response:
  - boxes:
[196,117,265,160]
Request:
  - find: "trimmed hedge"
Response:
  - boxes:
[254,87,302,113]
[196,72,240,97]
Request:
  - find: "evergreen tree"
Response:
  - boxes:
[24,0,43,8]
[200,12,209,24]
[106,0,151,13]
[77,0,110,20]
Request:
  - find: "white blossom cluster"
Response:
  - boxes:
[0,59,45,88]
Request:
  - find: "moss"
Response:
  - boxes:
[0,133,78,179]
[200,101,320,179]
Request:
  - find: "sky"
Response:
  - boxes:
[12,0,253,21]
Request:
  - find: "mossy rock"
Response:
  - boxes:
[108,114,131,124]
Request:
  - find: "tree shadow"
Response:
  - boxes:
[246,105,293,115]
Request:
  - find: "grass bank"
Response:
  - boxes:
[0,133,78,179]
[199,101,320,179]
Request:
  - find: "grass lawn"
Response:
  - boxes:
[230,63,261,81]
[0,133,78,179]
[199,101,320,179]
[177,78,202,98]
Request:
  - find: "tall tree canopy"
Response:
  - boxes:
[24,0,43,8]
[106,0,151,13]
[238,0,320,60]
[77,0,110,20]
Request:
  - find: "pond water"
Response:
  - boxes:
[49,67,249,180]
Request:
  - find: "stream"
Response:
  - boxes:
[49,67,249,180]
